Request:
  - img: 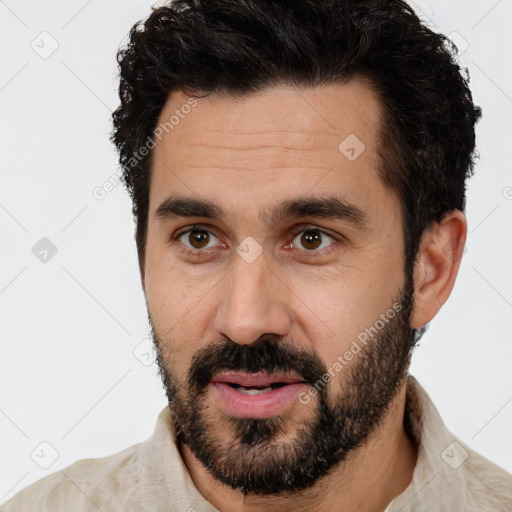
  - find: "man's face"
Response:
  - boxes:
[143,81,417,494]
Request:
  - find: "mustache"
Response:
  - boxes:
[187,335,328,395]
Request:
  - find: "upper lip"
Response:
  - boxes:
[211,371,306,387]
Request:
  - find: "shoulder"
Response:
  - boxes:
[1,443,141,512]
[393,377,512,511]
[463,443,512,511]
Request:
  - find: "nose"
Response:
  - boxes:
[212,247,293,346]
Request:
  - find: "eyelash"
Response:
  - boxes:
[171,224,342,259]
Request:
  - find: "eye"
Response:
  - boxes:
[172,224,341,259]
[175,226,222,254]
[289,226,338,255]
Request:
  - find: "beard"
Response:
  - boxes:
[150,267,423,496]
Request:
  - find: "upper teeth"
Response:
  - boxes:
[237,386,273,395]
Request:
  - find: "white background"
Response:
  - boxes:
[1,0,511,504]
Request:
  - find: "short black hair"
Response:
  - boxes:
[111,0,481,277]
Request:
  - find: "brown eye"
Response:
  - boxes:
[300,230,322,250]
[188,230,209,248]
[292,228,335,252]
[178,228,218,251]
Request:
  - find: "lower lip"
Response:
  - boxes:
[211,382,309,419]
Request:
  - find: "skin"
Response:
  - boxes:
[141,79,467,511]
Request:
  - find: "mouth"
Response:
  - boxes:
[210,371,309,418]
[224,382,288,395]
[212,370,307,390]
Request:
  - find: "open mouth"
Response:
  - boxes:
[210,372,310,418]
[225,382,290,395]
[212,371,308,395]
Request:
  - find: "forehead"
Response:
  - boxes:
[149,80,396,229]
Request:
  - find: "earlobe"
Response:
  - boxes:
[410,210,467,329]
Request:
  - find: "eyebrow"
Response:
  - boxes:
[154,195,371,232]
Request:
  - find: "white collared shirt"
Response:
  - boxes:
[3,376,512,511]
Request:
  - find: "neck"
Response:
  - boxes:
[180,381,417,512]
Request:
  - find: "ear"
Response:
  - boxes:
[410,209,467,329]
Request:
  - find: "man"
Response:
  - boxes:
[3,0,511,510]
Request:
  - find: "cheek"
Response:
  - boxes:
[146,271,214,359]
[292,265,398,366]
[144,245,190,316]
[147,270,216,325]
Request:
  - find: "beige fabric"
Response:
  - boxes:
[384,377,512,512]
[2,376,512,511]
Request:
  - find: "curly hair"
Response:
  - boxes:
[111,0,481,276]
